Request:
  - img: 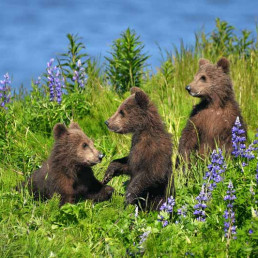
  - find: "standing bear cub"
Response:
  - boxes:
[103,87,174,210]
[27,122,114,206]
[178,57,246,162]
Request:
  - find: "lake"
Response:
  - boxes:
[0,0,257,89]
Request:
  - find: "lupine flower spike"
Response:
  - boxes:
[0,73,11,109]
[193,185,207,221]
[232,117,256,166]
[177,205,187,218]
[47,58,65,104]
[253,129,258,151]
[139,231,150,245]
[157,196,175,227]
[256,162,258,185]
[34,76,41,86]
[204,149,227,193]
[194,149,226,221]
[223,181,237,241]
[254,162,258,218]
[72,59,87,88]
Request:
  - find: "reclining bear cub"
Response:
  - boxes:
[26,122,114,206]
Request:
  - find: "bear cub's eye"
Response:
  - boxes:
[82,143,88,148]
[200,76,206,82]
[119,110,125,117]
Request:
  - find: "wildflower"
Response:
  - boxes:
[162,220,168,227]
[249,229,253,234]
[47,58,65,104]
[157,196,175,227]
[185,252,194,256]
[256,162,258,185]
[0,73,11,109]
[253,131,258,149]
[232,117,246,158]
[242,162,247,167]
[177,205,187,217]
[253,162,258,218]
[135,205,138,218]
[204,149,226,193]
[160,196,175,213]
[194,149,226,221]
[193,185,207,221]
[232,117,256,165]
[34,76,41,86]
[139,231,150,245]
[223,181,237,239]
[72,59,87,88]
[250,186,255,196]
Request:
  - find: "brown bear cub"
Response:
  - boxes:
[178,57,246,163]
[103,87,174,210]
[27,122,114,206]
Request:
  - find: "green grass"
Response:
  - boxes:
[1,20,258,257]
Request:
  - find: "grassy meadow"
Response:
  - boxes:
[0,20,258,257]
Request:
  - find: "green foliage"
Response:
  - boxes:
[22,86,90,136]
[58,33,88,92]
[197,18,254,58]
[105,28,150,94]
[1,19,258,256]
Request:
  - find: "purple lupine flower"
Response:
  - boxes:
[177,205,187,217]
[223,181,237,239]
[157,196,175,227]
[231,117,256,166]
[157,214,168,227]
[162,220,169,227]
[253,162,258,218]
[72,59,87,88]
[0,73,11,109]
[256,162,258,185]
[139,231,150,245]
[34,76,41,86]
[193,185,207,221]
[185,252,194,256]
[160,196,175,213]
[204,149,226,193]
[194,149,226,221]
[47,58,65,104]
[232,117,246,158]
[253,130,258,150]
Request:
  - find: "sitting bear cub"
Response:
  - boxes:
[103,87,174,210]
[27,122,114,206]
[179,57,246,163]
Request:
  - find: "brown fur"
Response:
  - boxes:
[178,57,246,162]
[103,87,174,210]
[27,122,114,206]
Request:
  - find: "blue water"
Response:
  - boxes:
[0,0,257,89]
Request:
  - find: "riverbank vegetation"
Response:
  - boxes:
[0,19,258,256]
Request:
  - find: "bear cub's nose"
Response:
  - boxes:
[99,153,105,160]
[185,85,191,92]
[104,120,109,126]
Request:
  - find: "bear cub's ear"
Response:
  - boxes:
[130,87,149,109]
[135,91,149,110]
[130,87,143,95]
[199,58,210,67]
[53,123,68,140]
[69,122,81,130]
[217,57,230,74]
